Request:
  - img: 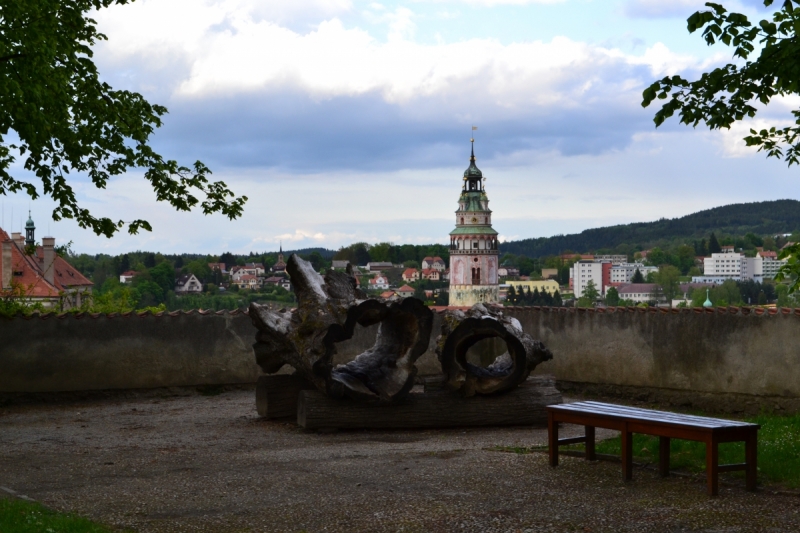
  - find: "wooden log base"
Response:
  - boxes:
[297,375,562,430]
[256,374,316,418]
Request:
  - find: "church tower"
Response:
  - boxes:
[25,211,35,247]
[448,141,499,306]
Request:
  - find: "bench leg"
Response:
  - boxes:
[548,412,558,467]
[706,438,719,496]
[621,427,633,481]
[746,432,757,492]
[585,426,595,461]
[659,437,670,478]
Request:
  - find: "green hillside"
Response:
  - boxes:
[499,199,800,258]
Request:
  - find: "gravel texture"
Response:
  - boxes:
[1,388,799,532]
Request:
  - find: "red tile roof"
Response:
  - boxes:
[0,229,92,298]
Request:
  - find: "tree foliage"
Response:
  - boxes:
[0,0,247,237]
[643,1,800,166]
[499,200,800,258]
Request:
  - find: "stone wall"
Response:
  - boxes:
[504,305,800,412]
[0,310,260,393]
[5,305,800,411]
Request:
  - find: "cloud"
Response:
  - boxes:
[622,0,707,19]
[91,0,724,173]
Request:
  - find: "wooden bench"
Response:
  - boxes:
[547,401,760,496]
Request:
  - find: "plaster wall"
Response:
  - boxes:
[5,306,800,403]
[505,307,800,398]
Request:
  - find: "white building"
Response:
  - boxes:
[617,283,660,304]
[610,263,658,284]
[571,260,604,298]
[368,275,389,290]
[757,251,786,279]
[692,251,763,284]
[175,274,203,294]
[594,254,627,265]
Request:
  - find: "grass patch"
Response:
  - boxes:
[497,412,800,489]
[0,498,113,533]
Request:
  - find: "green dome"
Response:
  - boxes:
[464,162,482,179]
[463,141,483,179]
[25,211,34,229]
[703,289,713,308]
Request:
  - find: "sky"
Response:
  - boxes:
[3,0,797,255]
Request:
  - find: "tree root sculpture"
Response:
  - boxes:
[436,304,553,396]
[249,254,434,403]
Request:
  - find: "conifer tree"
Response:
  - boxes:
[709,233,722,254]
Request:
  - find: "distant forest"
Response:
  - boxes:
[499,200,800,258]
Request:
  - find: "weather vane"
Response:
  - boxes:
[471,125,477,142]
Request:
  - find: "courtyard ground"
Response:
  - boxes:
[1,388,799,533]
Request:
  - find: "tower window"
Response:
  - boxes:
[473,241,478,249]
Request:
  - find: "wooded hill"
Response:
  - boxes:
[499,200,800,258]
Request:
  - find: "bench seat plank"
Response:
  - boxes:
[546,401,760,496]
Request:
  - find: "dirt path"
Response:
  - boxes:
[1,389,798,532]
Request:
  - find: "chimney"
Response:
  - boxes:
[11,232,23,246]
[43,237,55,286]
[2,241,11,290]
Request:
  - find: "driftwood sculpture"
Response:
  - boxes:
[249,254,433,402]
[436,304,553,396]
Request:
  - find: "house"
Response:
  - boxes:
[396,284,415,298]
[366,261,393,272]
[119,270,138,284]
[332,260,350,270]
[1,223,93,309]
[263,276,284,286]
[422,256,446,271]
[208,262,228,274]
[402,268,419,282]
[441,268,450,281]
[380,290,398,300]
[231,263,266,281]
[234,274,260,290]
[498,267,520,277]
[616,283,660,304]
[368,275,389,290]
[175,274,203,294]
[420,268,441,281]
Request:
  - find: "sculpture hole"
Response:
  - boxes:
[465,336,509,367]
[332,322,380,366]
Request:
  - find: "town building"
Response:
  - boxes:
[422,256,446,271]
[396,284,415,298]
[271,245,287,273]
[505,279,560,296]
[610,263,659,284]
[331,260,350,270]
[449,141,500,306]
[570,260,611,298]
[366,262,394,272]
[175,274,203,294]
[208,263,228,274]
[368,275,389,290]
[498,267,520,278]
[119,270,138,284]
[402,268,419,283]
[692,251,763,284]
[757,250,786,279]
[1,216,93,309]
[541,268,558,280]
[594,254,628,264]
[420,268,441,281]
[615,282,715,305]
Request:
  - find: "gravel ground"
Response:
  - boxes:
[1,388,799,533]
